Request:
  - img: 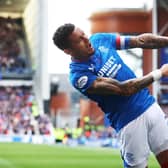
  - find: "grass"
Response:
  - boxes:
[0,143,159,168]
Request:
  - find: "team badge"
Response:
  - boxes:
[98,46,109,53]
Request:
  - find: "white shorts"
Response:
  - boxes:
[119,102,168,168]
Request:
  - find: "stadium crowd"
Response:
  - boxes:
[0,86,53,136]
[0,16,31,77]
[0,16,53,138]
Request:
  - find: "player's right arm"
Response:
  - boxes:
[86,64,168,96]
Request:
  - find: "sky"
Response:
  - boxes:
[48,0,153,74]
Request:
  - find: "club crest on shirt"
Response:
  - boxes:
[98,46,109,53]
[76,76,88,89]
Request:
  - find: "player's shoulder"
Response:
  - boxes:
[69,61,89,72]
[69,62,96,87]
[90,33,118,46]
[69,62,89,81]
[90,32,117,40]
[69,67,92,92]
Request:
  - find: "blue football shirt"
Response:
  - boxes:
[69,33,155,132]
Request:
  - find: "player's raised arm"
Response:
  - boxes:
[128,33,168,49]
[86,64,168,96]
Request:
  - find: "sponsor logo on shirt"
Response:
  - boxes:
[97,56,121,78]
[76,76,88,89]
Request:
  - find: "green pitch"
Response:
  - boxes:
[0,143,159,168]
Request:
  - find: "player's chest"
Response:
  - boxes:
[89,51,122,78]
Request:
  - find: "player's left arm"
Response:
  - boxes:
[129,33,168,49]
[116,33,168,50]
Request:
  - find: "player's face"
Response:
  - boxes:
[66,27,95,60]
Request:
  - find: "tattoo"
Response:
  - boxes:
[130,33,168,49]
[120,74,154,96]
[87,74,154,96]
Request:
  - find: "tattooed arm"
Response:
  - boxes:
[129,33,168,49]
[86,75,154,96]
[86,64,168,96]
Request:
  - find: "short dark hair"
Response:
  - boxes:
[52,23,75,50]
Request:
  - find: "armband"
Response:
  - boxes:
[116,35,130,49]
[151,69,162,81]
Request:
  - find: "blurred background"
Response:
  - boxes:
[0,0,168,147]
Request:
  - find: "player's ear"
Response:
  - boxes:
[64,49,72,55]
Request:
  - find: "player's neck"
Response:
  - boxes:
[71,56,90,63]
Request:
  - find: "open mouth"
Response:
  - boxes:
[87,43,93,50]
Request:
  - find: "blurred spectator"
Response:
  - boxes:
[0,16,32,78]
[0,86,52,135]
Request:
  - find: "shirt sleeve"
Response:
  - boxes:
[70,71,98,93]
[90,33,131,50]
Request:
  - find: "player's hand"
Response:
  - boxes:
[160,64,168,77]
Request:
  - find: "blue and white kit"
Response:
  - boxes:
[69,33,168,167]
[69,33,155,132]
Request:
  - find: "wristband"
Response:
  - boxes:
[151,69,162,81]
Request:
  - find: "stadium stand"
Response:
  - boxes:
[0,16,33,79]
[0,16,54,144]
